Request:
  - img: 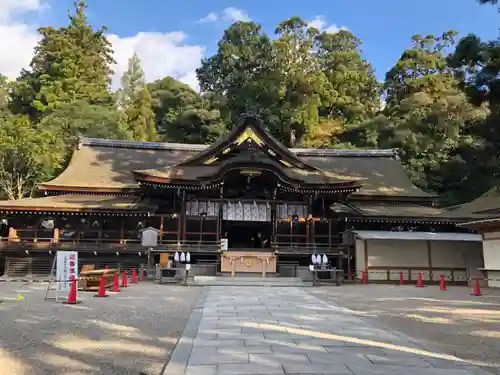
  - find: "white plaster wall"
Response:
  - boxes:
[366,240,428,267]
[355,239,365,278]
[365,240,427,280]
[482,235,500,287]
[356,238,481,282]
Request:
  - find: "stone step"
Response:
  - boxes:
[192,276,306,287]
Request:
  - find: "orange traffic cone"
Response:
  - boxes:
[94,276,108,298]
[131,269,137,283]
[399,272,404,286]
[472,279,482,296]
[112,273,120,292]
[439,275,447,291]
[415,273,425,288]
[63,279,80,304]
[361,271,367,284]
[140,270,145,281]
[121,270,128,288]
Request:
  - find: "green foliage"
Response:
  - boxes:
[148,77,227,143]
[38,100,128,143]
[1,1,500,205]
[379,32,489,202]
[118,53,157,141]
[0,113,66,199]
[10,1,114,118]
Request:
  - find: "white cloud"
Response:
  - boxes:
[0,2,205,91]
[308,15,347,34]
[0,0,45,79]
[197,12,218,23]
[308,16,327,31]
[222,7,250,22]
[108,32,204,91]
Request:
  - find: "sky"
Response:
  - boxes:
[0,0,499,91]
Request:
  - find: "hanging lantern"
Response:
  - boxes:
[174,251,179,262]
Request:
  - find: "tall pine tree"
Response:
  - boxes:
[10,1,115,118]
[118,53,157,141]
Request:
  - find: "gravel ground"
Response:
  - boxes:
[310,284,500,374]
[0,281,201,375]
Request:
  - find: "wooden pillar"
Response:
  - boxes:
[119,218,124,245]
[180,191,186,242]
[427,240,433,281]
[159,215,164,244]
[364,239,368,280]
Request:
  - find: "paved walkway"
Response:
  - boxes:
[163,287,495,375]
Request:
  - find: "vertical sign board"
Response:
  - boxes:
[56,251,78,293]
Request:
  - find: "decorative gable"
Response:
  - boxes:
[182,115,316,170]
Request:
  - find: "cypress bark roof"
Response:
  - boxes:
[0,194,156,214]
[38,137,432,198]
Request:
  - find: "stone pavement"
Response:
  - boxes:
[163,286,496,375]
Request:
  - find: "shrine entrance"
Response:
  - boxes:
[221,220,272,250]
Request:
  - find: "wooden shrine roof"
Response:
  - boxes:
[0,194,156,214]
[37,137,432,199]
[446,188,500,218]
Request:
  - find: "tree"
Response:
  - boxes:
[10,1,115,118]
[381,32,488,200]
[0,114,66,199]
[0,74,8,109]
[196,21,277,127]
[313,29,381,147]
[118,53,157,141]
[148,76,228,143]
[38,100,128,143]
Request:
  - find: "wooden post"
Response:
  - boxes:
[119,218,124,245]
[159,215,164,244]
[427,240,433,281]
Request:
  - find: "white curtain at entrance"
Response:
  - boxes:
[222,202,271,221]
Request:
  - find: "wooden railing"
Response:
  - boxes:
[272,242,343,254]
[0,228,221,253]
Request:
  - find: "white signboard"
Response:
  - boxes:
[141,227,160,247]
[56,251,78,293]
[221,238,228,251]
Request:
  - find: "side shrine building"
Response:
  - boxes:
[0,114,490,283]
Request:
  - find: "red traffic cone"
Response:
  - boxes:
[472,279,482,296]
[121,270,128,288]
[439,275,447,291]
[415,272,425,288]
[94,276,108,298]
[63,279,80,304]
[112,272,120,292]
[140,270,145,281]
[131,269,138,283]
[399,272,404,286]
[361,271,367,284]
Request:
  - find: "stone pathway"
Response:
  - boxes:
[163,286,496,375]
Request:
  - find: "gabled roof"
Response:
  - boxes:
[176,114,317,170]
[0,195,156,215]
[37,124,432,199]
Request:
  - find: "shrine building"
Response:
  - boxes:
[0,114,490,282]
